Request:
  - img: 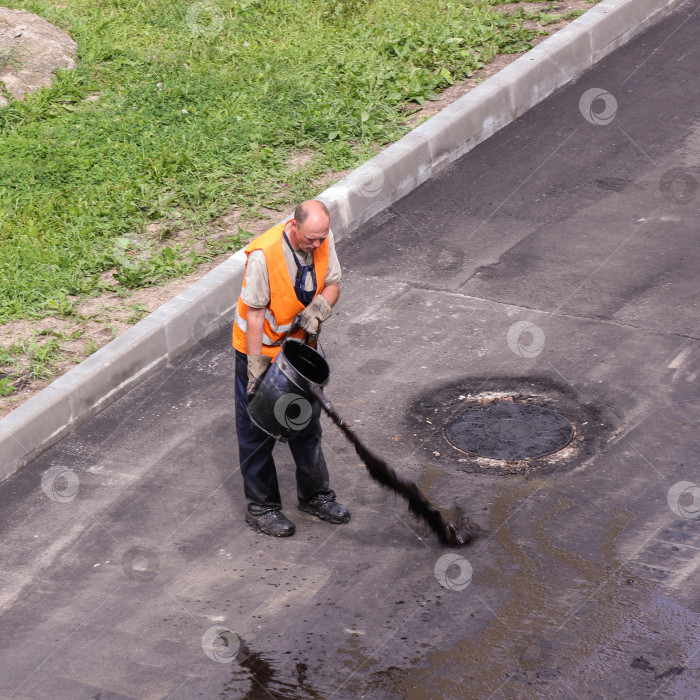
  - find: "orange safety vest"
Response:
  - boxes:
[232,220,329,359]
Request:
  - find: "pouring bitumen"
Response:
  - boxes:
[309,385,479,547]
[250,333,478,546]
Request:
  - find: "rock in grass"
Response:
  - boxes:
[0,7,77,107]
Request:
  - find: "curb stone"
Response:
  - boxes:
[0,0,687,483]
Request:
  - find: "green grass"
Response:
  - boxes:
[520,6,587,26]
[0,335,65,391]
[0,0,544,323]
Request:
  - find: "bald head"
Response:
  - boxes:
[289,200,330,253]
[294,199,330,227]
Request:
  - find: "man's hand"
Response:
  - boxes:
[298,295,332,337]
[247,354,272,397]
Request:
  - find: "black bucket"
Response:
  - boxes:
[247,340,330,441]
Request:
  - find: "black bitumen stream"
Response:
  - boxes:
[1,2,699,697]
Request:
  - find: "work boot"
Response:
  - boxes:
[245,510,295,537]
[298,493,351,524]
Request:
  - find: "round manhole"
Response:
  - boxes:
[444,400,574,461]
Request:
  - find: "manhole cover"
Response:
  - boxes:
[445,401,574,460]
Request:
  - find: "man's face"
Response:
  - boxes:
[290,216,329,253]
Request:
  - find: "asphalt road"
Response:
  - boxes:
[1,2,699,698]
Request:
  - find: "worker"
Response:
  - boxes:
[232,199,351,537]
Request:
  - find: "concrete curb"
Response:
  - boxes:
[0,0,687,484]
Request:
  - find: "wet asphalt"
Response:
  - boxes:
[1,2,700,698]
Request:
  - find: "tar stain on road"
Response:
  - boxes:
[222,647,320,699]
[361,482,700,699]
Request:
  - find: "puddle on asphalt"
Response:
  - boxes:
[220,647,319,699]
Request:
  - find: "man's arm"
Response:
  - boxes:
[321,283,340,307]
[246,307,266,355]
[245,307,270,397]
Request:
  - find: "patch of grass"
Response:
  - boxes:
[23,338,65,380]
[0,0,545,323]
[126,301,150,324]
[0,337,65,385]
[522,7,586,26]
[561,9,587,21]
[111,236,197,288]
[44,292,75,317]
[0,344,19,368]
[206,228,250,257]
[0,378,16,396]
[37,327,84,341]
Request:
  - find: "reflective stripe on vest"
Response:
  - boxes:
[233,309,295,346]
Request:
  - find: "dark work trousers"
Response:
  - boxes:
[234,350,333,514]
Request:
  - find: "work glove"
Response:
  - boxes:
[298,295,332,338]
[246,354,272,398]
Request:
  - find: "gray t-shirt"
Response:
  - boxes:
[241,227,342,309]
